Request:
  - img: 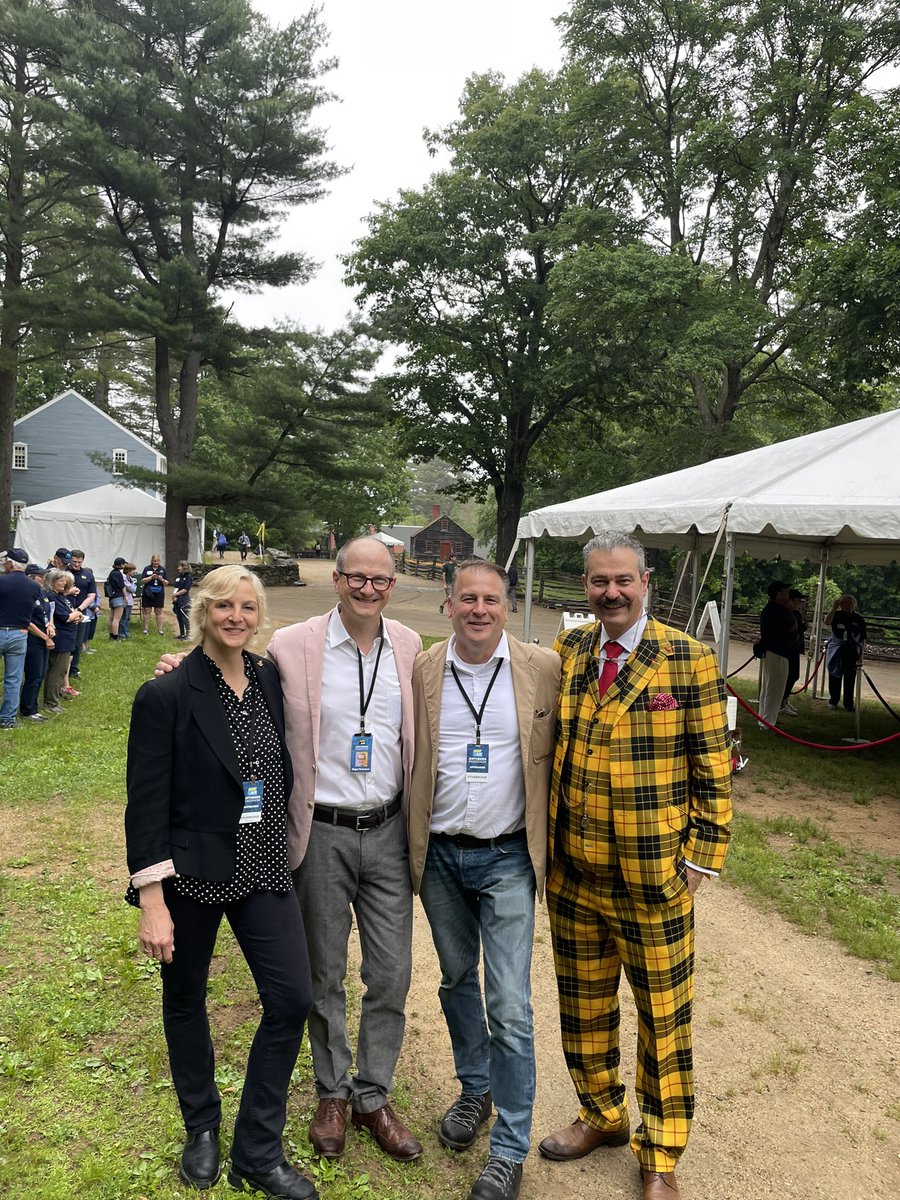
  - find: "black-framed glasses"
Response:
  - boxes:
[338,571,394,592]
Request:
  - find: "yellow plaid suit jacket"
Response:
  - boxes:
[551,616,732,903]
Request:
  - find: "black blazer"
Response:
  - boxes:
[125,647,293,882]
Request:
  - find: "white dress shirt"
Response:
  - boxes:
[314,607,403,810]
[431,632,526,837]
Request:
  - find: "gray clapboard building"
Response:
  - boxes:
[11,389,165,521]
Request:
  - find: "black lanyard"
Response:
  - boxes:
[356,621,385,733]
[450,658,504,745]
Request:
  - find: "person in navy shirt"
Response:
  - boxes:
[0,548,42,729]
[43,568,83,712]
[20,564,55,722]
[141,555,169,635]
[68,550,97,678]
[172,561,193,640]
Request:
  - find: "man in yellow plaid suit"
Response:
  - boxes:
[539,532,732,1200]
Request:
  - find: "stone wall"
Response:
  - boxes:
[189,562,301,588]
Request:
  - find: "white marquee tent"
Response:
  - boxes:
[514,408,900,665]
[15,483,203,570]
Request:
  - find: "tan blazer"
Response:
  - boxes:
[267,612,422,869]
[408,636,561,899]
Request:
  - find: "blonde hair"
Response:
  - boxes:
[189,565,267,644]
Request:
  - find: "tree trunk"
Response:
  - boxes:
[495,475,525,569]
[154,338,202,567]
[164,493,190,567]
[0,46,26,533]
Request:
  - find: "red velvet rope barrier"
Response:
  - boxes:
[727,684,900,751]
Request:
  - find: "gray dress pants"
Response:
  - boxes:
[292,808,413,1114]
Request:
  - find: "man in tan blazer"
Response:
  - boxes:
[408,560,560,1200]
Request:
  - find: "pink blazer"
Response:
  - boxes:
[266,612,422,869]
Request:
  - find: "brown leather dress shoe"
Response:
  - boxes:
[351,1103,423,1161]
[641,1168,681,1199]
[309,1097,348,1157]
[538,1118,631,1161]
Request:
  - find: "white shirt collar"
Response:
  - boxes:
[327,605,393,649]
[599,611,648,657]
[446,630,511,671]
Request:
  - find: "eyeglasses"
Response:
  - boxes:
[338,572,394,592]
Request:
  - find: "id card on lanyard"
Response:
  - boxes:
[451,658,503,783]
[349,623,384,774]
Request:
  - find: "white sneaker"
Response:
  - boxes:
[780,702,798,716]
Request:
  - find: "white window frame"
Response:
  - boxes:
[11,500,26,523]
[12,442,27,470]
[112,448,128,474]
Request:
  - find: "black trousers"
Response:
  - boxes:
[828,643,859,709]
[160,885,312,1173]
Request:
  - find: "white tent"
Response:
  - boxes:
[15,484,203,570]
[515,408,900,663]
[371,530,405,547]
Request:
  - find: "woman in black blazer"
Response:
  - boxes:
[125,566,316,1200]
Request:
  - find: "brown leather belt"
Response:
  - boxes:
[313,794,401,832]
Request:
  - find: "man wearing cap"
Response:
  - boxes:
[51,547,72,571]
[0,549,42,729]
[21,565,54,722]
[757,580,796,730]
[68,550,97,678]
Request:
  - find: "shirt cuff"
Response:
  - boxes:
[684,859,718,877]
[131,860,176,888]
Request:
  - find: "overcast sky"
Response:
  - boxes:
[232,1,564,331]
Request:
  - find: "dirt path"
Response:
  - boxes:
[397,851,900,1200]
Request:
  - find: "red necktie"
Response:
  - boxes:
[597,640,624,698]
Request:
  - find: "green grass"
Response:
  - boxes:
[729,679,900,796]
[0,622,467,1200]
[726,812,900,980]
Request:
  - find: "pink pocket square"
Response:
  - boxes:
[648,692,679,711]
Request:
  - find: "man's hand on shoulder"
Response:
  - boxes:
[154,651,187,678]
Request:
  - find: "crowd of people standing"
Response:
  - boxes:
[0,545,192,729]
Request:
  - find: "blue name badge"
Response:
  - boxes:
[465,742,490,782]
[240,779,264,824]
[350,733,373,773]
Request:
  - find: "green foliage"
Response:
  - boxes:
[45,0,340,561]
[348,66,637,564]
[557,0,900,441]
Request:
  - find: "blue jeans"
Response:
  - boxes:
[120,605,132,638]
[0,629,28,723]
[419,833,536,1162]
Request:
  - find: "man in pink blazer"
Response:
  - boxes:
[266,536,423,1164]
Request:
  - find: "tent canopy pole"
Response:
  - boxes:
[717,532,736,671]
[522,538,535,642]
